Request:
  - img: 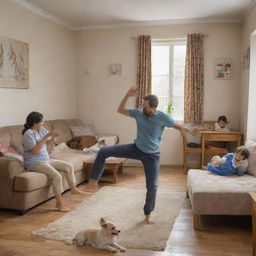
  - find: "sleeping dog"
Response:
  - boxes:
[67,135,97,150]
[72,218,125,253]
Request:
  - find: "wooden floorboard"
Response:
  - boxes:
[0,167,252,256]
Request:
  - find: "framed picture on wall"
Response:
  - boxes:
[214,58,232,80]
[0,36,29,89]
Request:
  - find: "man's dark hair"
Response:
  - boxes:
[218,115,228,124]
[143,95,159,108]
[235,146,250,160]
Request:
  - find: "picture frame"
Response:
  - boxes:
[214,58,232,80]
[0,35,29,89]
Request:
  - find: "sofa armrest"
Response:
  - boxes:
[0,157,24,208]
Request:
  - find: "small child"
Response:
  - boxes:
[206,146,249,176]
[214,115,229,131]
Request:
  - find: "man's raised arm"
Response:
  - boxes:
[117,86,138,116]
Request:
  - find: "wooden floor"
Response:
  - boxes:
[0,167,252,256]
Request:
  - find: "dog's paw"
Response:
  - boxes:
[120,248,126,253]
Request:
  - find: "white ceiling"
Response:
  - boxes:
[11,0,256,30]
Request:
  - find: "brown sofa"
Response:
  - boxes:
[0,119,116,214]
[187,139,256,230]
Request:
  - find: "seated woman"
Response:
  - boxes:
[22,112,86,212]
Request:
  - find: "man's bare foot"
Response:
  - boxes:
[145,214,155,224]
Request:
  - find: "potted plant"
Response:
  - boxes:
[166,101,174,116]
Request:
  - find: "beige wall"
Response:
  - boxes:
[240,4,256,139]
[0,0,77,126]
[76,23,242,165]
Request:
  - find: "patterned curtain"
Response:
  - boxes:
[136,35,151,108]
[184,33,204,124]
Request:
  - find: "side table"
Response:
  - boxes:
[85,157,127,183]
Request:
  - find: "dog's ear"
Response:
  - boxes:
[100,218,107,227]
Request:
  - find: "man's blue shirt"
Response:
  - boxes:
[128,108,176,154]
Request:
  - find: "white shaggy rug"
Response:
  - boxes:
[32,186,185,251]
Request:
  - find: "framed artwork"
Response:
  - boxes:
[214,58,232,80]
[0,36,29,89]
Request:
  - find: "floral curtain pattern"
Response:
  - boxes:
[184,33,204,124]
[136,35,151,108]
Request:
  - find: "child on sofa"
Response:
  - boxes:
[206,146,249,176]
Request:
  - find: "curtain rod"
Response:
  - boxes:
[131,34,208,39]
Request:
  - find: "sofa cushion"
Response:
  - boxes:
[65,119,83,127]
[50,151,95,172]
[8,125,24,154]
[50,120,73,144]
[187,169,256,215]
[43,121,52,132]
[245,139,256,176]
[0,127,11,146]
[70,125,96,137]
[14,172,51,192]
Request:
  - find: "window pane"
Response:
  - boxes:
[152,76,169,112]
[152,46,169,76]
[172,45,186,121]
[152,76,169,96]
[173,45,186,75]
[152,43,186,121]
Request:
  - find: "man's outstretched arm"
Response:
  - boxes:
[117,86,137,116]
[173,123,198,137]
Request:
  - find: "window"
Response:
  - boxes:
[152,40,186,121]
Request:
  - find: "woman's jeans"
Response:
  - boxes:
[91,143,160,214]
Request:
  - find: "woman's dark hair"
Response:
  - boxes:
[218,115,228,124]
[22,112,43,135]
[143,95,159,108]
[235,146,250,160]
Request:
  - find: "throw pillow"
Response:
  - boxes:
[0,141,18,154]
[70,125,96,137]
[245,139,256,176]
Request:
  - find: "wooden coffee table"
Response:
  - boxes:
[85,157,127,183]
